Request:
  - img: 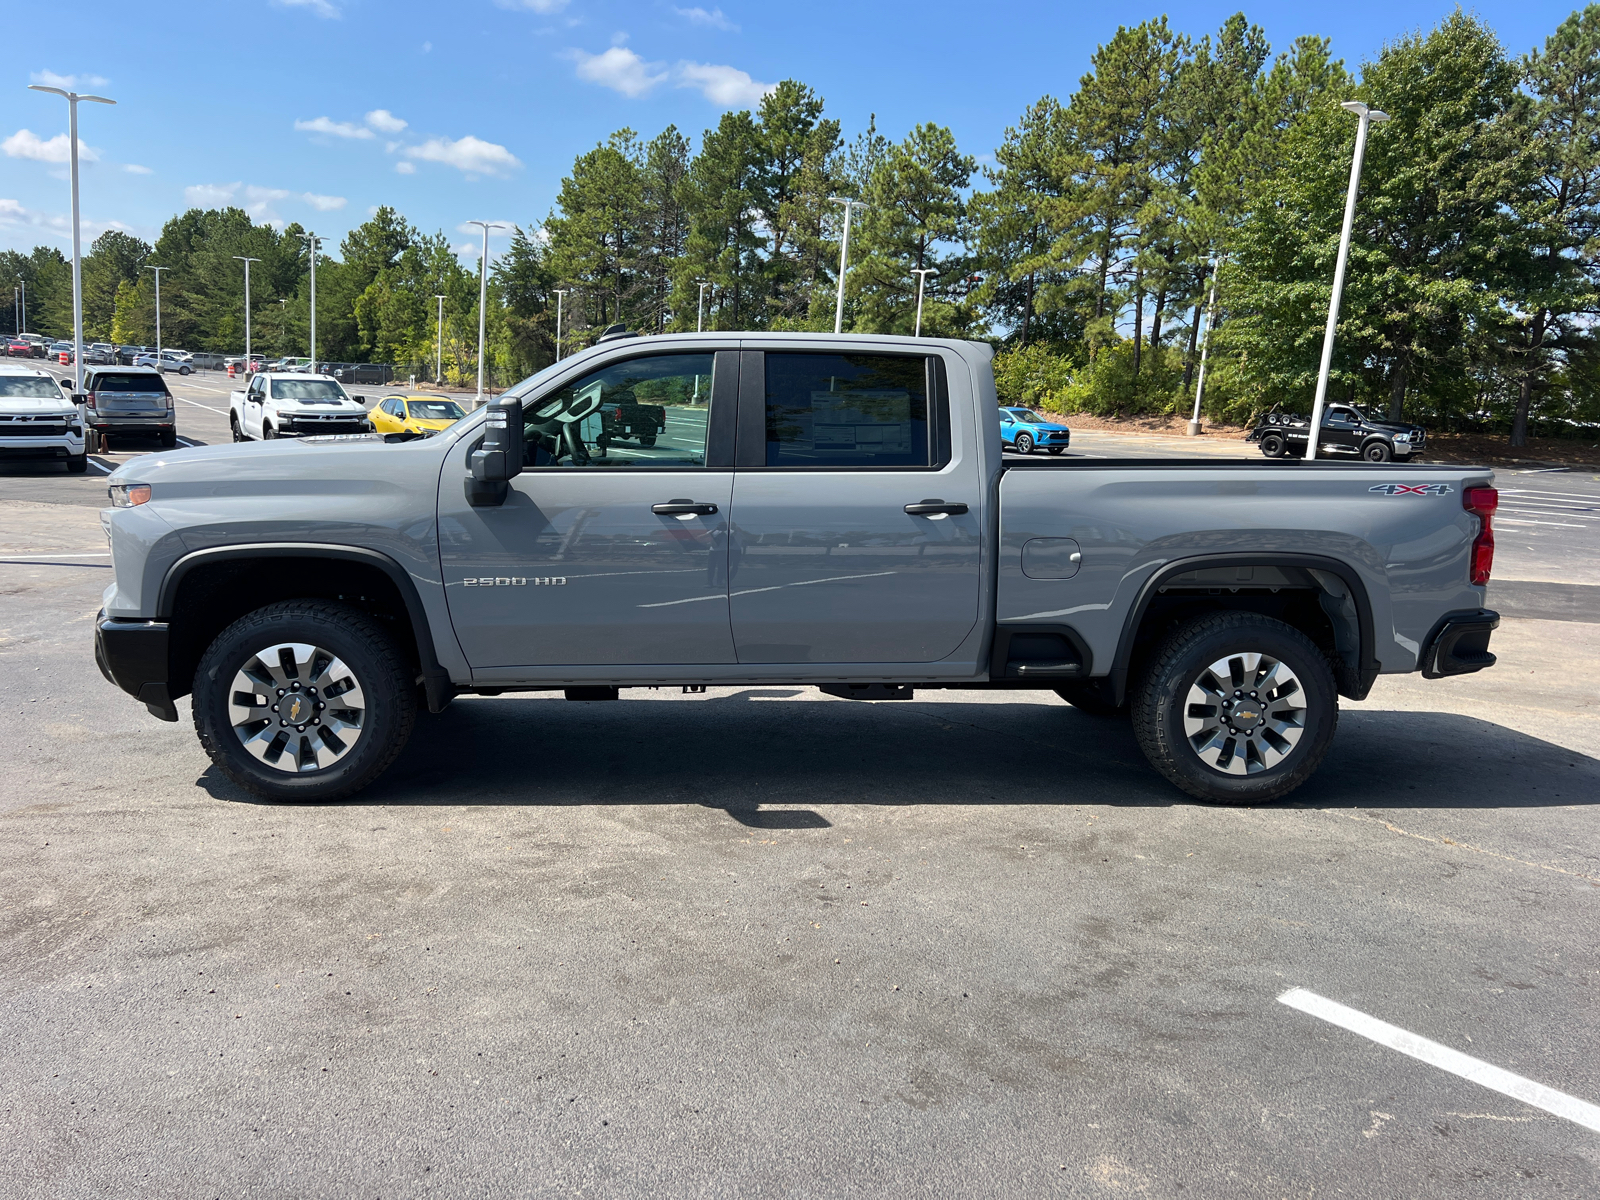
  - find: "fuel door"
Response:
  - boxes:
[1021,537,1082,579]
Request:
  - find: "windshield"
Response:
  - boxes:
[0,376,66,398]
[273,380,349,401]
[1008,409,1044,423]
[406,400,465,421]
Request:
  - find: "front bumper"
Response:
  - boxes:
[0,438,83,460]
[280,418,372,436]
[95,610,178,721]
[1421,608,1498,678]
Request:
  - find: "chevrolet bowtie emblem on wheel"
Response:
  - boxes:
[461,577,568,587]
[1369,483,1453,496]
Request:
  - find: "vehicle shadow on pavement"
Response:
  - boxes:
[198,692,1600,814]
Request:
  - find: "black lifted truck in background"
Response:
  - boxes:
[1248,404,1427,463]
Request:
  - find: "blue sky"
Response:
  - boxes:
[1,0,1580,264]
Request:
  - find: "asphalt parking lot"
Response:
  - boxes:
[3,377,1598,1197]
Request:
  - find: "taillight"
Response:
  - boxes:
[1464,484,1497,586]
[85,392,96,409]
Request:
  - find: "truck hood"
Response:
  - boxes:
[105,430,458,489]
[0,398,76,414]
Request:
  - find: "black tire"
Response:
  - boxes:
[231,418,247,443]
[179,366,192,375]
[1054,680,1126,717]
[1014,432,1034,455]
[1362,440,1392,463]
[1046,446,1065,455]
[66,453,88,474]
[160,430,177,448]
[640,433,657,447]
[1260,432,1287,458]
[193,601,417,802]
[263,423,278,440]
[1130,611,1337,805]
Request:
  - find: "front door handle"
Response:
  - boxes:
[652,499,719,516]
[904,499,969,516]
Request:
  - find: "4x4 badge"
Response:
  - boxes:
[1369,483,1453,496]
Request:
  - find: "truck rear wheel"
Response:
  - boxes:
[192,601,416,802]
[1130,612,1337,805]
[1260,432,1286,458]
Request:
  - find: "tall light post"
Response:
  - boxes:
[911,268,939,337]
[233,256,261,377]
[829,197,868,335]
[1307,100,1389,461]
[145,265,168,369]
[298,231,324,370]
[17,278,25,334]
[696,281,710,332]
[27,83,115,394]
[553,288,567,361]
[434,294,447,383]
[467,221,504,405]
[1187,260,1220,436]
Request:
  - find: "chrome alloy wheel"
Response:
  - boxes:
[227,641,367,773]
[1181,651,1306,775]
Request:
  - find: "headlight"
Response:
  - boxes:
[108,483,151,507]
[1392,433,1410,442]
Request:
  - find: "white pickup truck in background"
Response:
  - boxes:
[229,372,373,441]
[0,362,87,473]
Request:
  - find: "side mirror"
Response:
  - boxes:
[466,396,523,507]
[59,378,73,391]
[351,395,368,404]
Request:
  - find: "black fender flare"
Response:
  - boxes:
[1106,552,1379,705]
[158,543,454,713]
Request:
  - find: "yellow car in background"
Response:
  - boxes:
[368,394,469,436]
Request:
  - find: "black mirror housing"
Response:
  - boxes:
[466,396,523,506]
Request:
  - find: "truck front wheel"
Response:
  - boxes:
[1130,612,1337,805]
[1260,432,1286,458]
[192,601,417,801]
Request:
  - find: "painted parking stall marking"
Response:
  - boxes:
[1279,987,1600,1133]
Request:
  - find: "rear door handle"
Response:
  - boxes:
[904,499,969,516]
[652,499,719,516]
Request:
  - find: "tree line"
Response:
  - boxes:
[4,8,1597,444]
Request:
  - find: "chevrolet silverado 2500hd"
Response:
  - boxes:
[95,333,1500,804]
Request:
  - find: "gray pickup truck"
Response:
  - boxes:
[94,332,1501,805]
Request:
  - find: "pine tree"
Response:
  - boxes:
[676,111,766,329]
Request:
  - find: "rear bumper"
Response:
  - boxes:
[1421,608,1499,679]
[90,414,174,433]
[95,610,178,721]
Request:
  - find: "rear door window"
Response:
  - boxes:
[763,352,929,467]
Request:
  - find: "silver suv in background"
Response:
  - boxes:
[82,366,177,450]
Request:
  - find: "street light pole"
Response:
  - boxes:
[829,197,868,335]
[467,221,505,405]
[233,256,261,377]
[554,289,567,361]
[696,281,710,332]
[911,268,939,336]
[17,279,25,335]
[298,231,323,370]
[28,84,115,394]
[1307,100,1388,461]
[434,294,447,383]
[1187,260,1220,436]
[145,265,168,369]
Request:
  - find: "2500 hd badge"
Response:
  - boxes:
[460,577,568,586]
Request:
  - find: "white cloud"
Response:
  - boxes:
[123,163,153,175]
[495,0,570,13]
[30,69,111,90]
[302,192,347,211]
[275,0,340,17]
[672,6,737,31]
[365,109,407,134]
[675,61,775,107]
[404,135,521,176]
[394,161,416,174]
[566,46,668,97]
[456,222,514,239]
[0,197,133,240]
[294,116,374,140]
[452,241,479,259]
[186,182,241,207]
[3,129,99,164]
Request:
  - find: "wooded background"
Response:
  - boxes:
[5,8,1597,446]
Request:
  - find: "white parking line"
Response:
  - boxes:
[87,457,114,475]
[1497,519,1587,528]
[0,552,111,560]
[1278,987,1600,1133]
[176,397,231,415]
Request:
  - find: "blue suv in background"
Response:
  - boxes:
[999,406,1071,454]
